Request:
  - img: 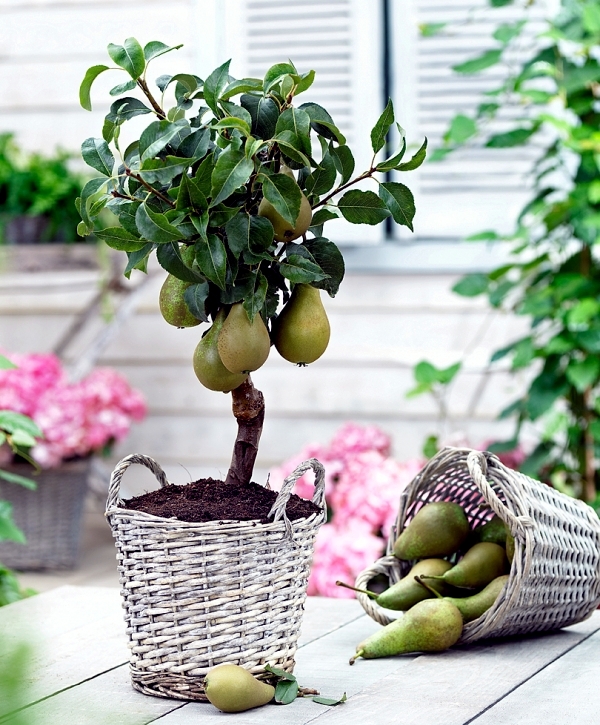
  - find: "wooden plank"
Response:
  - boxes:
[0,586,128,717]
[306,614,600,725]
[471,627,600,725]
[1,594,364,724]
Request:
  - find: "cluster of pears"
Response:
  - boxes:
[204,663,275,713]
[342,502,514,664]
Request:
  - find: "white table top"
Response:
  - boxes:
[0,585,597,724]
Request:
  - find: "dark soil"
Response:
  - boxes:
[123,478,321,524]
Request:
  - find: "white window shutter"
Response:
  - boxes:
[219,0,386,245]
[391,0,555,240]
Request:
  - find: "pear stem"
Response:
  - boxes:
[349,650,364,666]
[335,580,378,598]
[414,576,443,599]
[224,376,265,486]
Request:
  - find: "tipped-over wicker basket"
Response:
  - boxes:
[356,446,600,644]
[106,454,326,701]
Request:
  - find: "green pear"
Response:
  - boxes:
[506,533,515,563]
[273,284,331,365]
[422,542,507,590]
[350,598,463,664]
[217,303,271,374]
[204,664,274,713]
[159,274,201,327]
[468,515,507,548]
[338,559,454,610]
[258,171,312,243]
[393,502,470,560]
[417,574,509,623]
[193,310,248,392]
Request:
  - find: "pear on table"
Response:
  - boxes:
[204,664,275,713]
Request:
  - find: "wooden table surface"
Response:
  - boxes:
[0,585,597,724]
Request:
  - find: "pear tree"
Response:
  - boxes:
[78,38,426,487]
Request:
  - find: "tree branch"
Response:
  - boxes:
[224,376,265,486]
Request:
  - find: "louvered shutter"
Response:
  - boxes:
[390,0,556,240]
[224,0,386,245]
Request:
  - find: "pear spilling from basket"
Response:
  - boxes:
[204,664,274,713]
[344,503,512,663]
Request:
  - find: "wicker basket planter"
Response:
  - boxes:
[356,446,600,644]
[106,453,326,701]
[0,457,90,570]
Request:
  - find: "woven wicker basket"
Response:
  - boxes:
[106,453,326,701]
[0,458,90,570]
[356,446,600,644]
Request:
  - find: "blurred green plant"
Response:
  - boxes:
[412,0,600,501]
[0,133,86,243]
[0,639,34,724]
[0,354,39,607]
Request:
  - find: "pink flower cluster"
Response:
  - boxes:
[0,352,147,468]
[270,423,424,598]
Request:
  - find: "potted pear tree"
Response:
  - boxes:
[79,37,425,700]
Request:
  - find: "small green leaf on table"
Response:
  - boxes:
[313,692,347,706]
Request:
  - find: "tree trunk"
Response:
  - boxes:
[224,376,265,486]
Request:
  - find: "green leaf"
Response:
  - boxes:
[195,234,227,289]
[420,23,446,37]
[260,173,302,226]
[79,64,110,111]
[109,79,137,96]
[313,693,347,706]
[210,146,254,207]
[276,107,312,151]
[445,115,477,145]
[467,231,500,241]
[183,282,210,322]
[112,200,141,236]
[398,138,428,171]
[79,177,108,227]
[81,138,115,176]
[299,102,346,144]
[303,237,345,297]
[583,3,600,33]
[178,128,210,159]
[0,501,26,544]
[371,98,394,153]
[486,127,537,148]
[566,357,600,393]
[194,154,215,198]
[379,182,415,231]
[511,337,535,370]
[124,243,154,277]
[414,360,461,386]
[139,119,189,161]
[575,330,600,353]
[107,37,146,79]
[280,254,328,284]
[490,0,514,5]
[568,298,600,328]
[95,227,147,252]
[0,355,17,370]
[143,41,184,63]
[338,189,390,226]
[453,49,503,75]
[493,21,526,45]
[0,469,37,490]
[274,678,299,705]
[305,152,337,196]
[221,78,263,100]
[225,213,274,256]
[331,145,355,184]
[376,137,407,172]
[240,94,279,139]
[156,242,203,283]
[204,60,231,114]
[275,131,313,167]
[263,62,296,92]
[176,174,208,213]
[0,411,42,439]
[243,273,269,322]
[213,116,252,136]
[452,273,489,297]
[135,204,184,243]
[107,97,152,124]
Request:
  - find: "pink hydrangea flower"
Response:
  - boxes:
[271,422,424,597]
[0,351,147,468]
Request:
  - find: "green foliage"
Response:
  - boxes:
[415,0,600,500]
[78,39,424,331]
[0,134,86,243]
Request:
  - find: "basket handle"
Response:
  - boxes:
[106,453,170,513]
[268,458,326,538]
[467,450,535,537]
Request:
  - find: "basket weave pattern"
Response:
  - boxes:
[106,454,326,701]
[0,458,89,570]
[356,447,600,644]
